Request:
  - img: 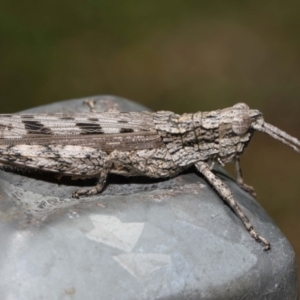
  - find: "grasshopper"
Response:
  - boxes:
[0,101,299,250]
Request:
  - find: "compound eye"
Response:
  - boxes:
[232,110,251,136]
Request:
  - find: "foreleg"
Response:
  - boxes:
[195,161,270,250]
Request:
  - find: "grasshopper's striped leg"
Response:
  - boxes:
[195,161,271,251]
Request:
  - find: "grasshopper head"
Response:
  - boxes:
[218,103,299,163]
[230,102,300,154]
[217,103,258,162]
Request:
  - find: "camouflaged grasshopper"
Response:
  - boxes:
[0,101,299,250]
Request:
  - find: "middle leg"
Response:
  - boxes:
[234,158,256,198]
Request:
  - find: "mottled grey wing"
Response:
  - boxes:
[0,112,163,152]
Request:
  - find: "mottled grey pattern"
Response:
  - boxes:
[0,100,299,250]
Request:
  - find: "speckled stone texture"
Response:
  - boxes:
[0,96,298,300]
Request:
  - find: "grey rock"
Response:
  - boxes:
[0,95,298,300]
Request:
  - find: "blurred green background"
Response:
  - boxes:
[1,0,299,281]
